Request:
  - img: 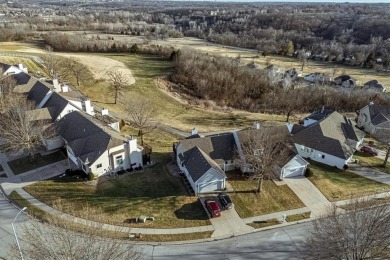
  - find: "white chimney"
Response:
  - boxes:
[369,101,374,105]
[253,122,260,129]
[83,99,94,116]
[286,123,293,134]
[18,63,28,73]
[53,79,61,92]
[62,84,69,92]
[101,108,109,116]
[191,128,198,136]
[321,106,325,113]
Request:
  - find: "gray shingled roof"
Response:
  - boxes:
[292,111,364,159]
[0,62,12,72]
[179,133,236,161]
[27,81,51,106]
[56,111,125,165]
[183,146,225,182]
[368,104,390,126]
[306,109,334,121]
[42,92,71,121]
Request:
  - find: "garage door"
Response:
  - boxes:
[198,181,221,193]
[283,166,305,178]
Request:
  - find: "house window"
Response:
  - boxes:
[301,146,310,153]
[96,163,102,169]
[115,155,123,165]
[322,155,325,159]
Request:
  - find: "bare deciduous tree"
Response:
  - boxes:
[63,58,93,87]
[41,53,66,80]
[11,202,142,260]
[237,126,290,193]
[107,70,127,104]
[373,127,390,166]
[0,76,17,113]
[302,198,390,259]
[0,98,57,158]
[297,49,308,71]
[123,97,157,146]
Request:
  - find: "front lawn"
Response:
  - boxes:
[226,171,305,218]
[353,152,390,174]
[7,151,66,175]
[308,162,390,201]
[24,164,211,229]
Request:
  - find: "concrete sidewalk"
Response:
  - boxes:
[284,176,332,218]
[349,165,390,185]
[244,207,311,224]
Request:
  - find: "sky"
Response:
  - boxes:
[173,0,390,2]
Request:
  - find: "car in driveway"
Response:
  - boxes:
[360,146,378,156]
[204,199,221,218]
[218,193,234,210]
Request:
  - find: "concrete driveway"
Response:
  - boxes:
[284,176,331,217]
[199,196,254,238]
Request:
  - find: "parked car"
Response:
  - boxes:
[218,193,234,210]
[204,199,221,218]
[360,146,378,156]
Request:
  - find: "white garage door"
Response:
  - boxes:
[283,166,305,178]
[198,181,220,193]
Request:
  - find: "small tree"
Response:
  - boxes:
[122,97,157,146]
[302,198,390,259]
[63,58,93,87]
[373,127,390,166]
[0,98,57,159]
[107,70,127,104]
[11,203,142,260]
[297,49,308,71]
[130,44,139,54]
[237,126,290,193]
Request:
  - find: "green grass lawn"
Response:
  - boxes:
[354,151,390,174]
[7,151,66,175]
[24,128,210,229]
[286,212,311,222]
[308,162,390,201]
[71,53,287,132]
[24,164,210,228]
[226,171,305,218]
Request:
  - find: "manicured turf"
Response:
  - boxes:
[353,151,390,174]
[226,171,305,218]
[7,151,66,175]
[308,162,390,201]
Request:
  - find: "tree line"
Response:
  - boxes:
[170,50,390,120]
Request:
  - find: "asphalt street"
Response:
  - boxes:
[138,223,308,260]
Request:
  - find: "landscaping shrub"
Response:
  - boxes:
[88,172,95,181]
[304,168,313,178]
[343,164,349,170]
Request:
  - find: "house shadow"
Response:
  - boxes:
[174,201,209,221]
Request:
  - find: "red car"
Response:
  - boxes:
[360,146,378,156]
[205,199,221,218]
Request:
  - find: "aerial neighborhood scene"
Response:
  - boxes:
[0,0,390,259]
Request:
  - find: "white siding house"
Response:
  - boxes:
[357,103,390,134]
[291,110,365,169]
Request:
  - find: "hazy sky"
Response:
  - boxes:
[177,0,390,2]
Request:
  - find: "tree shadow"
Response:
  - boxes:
[174,200,209,221]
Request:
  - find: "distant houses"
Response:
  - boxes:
[364,80,386,92]
[357,103,390,134]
